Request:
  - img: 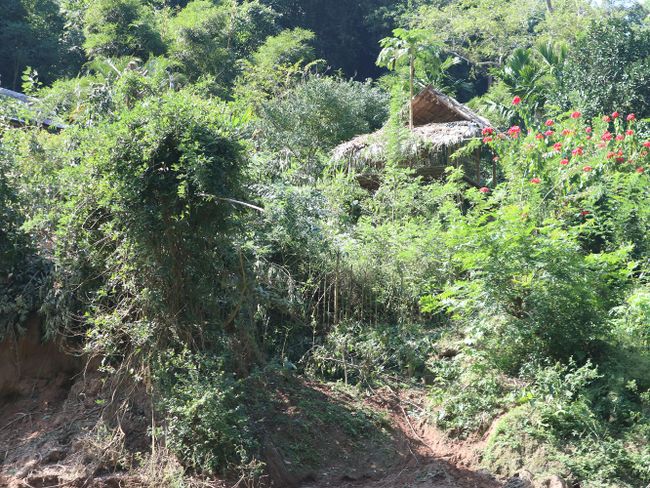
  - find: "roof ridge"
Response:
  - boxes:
[414,86,491,128]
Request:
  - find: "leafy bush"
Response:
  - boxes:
[83,0,166,59]
[428,355,513,436]
[154,350,258,474]
[562,17,650,118]
[309,321,438,385]
[258,76,389,162]
[484,360,650,487]
[8,87,250,361]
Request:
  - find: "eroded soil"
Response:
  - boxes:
[0,327,503,488]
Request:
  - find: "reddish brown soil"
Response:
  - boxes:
[0,324,503,488]
[301,386,500,488]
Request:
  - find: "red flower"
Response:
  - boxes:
[560,158,569,166]
[616,134,625,141]
[643,141,650,148]
[637,167,645,173]
[627,113,636,121]
[612,111,619,119]
[479,186,490,193]
[616,157,626,163]
[508,125,521,137]
[626,129,634,136]
[585,127,592,134]
[602,131,613,141]
[562,129,574,136]
[572,147,584,156]
[553,142,562,151]
[607,151,616,159]
[483,136,493,143]
[530,177,541,184]
[603,115,611,123]
[535,133,544,140]
[583,166,593,172]
[481,127,494,136]
[544,130,554,137]
[571,111,581,119]
[512,96,522,105]
[545,119,555,127]
[580,210,591,216]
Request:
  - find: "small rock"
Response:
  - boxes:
[542,475,568,488]
[503,470,534,488]
[43,447,68,464]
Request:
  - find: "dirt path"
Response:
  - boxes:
[301,387,501,488]
[1,361,502,488]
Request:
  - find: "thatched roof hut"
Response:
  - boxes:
[0,87,66,130]
[333,86,491,188]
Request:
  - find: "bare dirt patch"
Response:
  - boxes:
[0,328,503,488]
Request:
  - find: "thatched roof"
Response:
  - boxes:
[0,87,31,103]
[332,86,489,167]
[333,120,483,168]
[0,87,66,130]
[411,86,490,128]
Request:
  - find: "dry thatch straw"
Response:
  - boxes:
[332,120,484,170]
[331,86,490,187]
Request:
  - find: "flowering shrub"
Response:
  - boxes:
[417,106,650,487]
[479,108,648,239]
[423,105,650,372]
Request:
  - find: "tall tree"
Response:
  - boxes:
[377,28,439,129]
[0,0,66,89]
[83,0,165,60]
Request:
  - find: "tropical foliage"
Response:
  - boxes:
[1,0,650,486]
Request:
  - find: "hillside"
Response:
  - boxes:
[1,1,650,487]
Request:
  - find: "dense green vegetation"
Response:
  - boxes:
[1,0,650,486]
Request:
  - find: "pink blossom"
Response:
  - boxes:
[530,177,541,184]
[571,111,581,119]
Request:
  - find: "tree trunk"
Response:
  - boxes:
[409,55,415,130]
[546,0,554,12]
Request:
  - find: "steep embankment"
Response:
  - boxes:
[0,324,511,488]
